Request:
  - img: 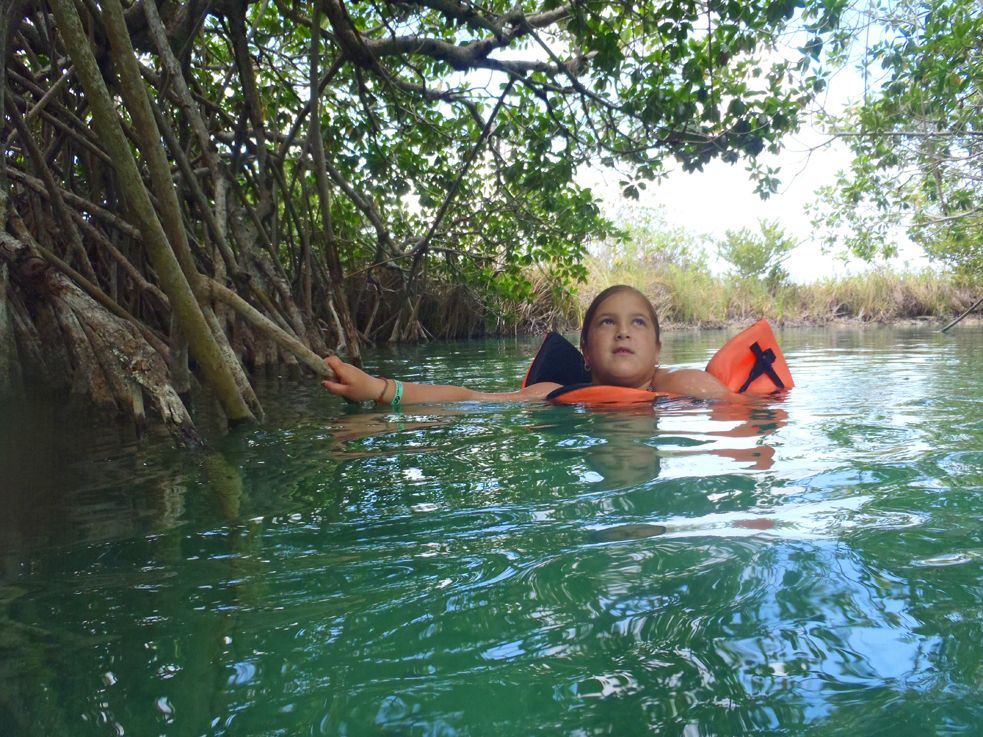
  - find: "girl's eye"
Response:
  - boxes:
[599,317,614,325]
[633,318,647,326]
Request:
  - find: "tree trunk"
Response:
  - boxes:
[309,0,362,366]
[51,295,120,412]
[0,263,24,394]
[169,312,191,395]
[2,236,203,446]
[46,0,255,423]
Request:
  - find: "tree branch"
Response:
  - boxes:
[207,277,336,379]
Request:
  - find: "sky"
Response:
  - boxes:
[579,127,894,283]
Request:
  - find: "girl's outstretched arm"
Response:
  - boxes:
[321,355,559,404]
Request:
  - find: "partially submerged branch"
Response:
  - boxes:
[207,277,336,379]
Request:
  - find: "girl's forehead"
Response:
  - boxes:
[594,291,651,314]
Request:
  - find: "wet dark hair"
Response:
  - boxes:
[580,285,661,352]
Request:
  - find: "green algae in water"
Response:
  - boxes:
[2,327,983,735]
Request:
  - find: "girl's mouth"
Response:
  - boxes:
[613,347,633,355]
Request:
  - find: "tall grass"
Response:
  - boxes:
[514,204,983,333]
[559,261,982,331]
[402,247,981,339]
[798,269,979,322]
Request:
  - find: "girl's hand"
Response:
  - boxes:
[321,355,387,403]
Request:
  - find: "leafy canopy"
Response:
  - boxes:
[811,0,983,275]
[206,0,845,299]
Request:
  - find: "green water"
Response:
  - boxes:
[2,325,983,736]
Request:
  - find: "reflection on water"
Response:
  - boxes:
[2,326,983,735]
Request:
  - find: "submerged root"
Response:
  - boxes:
[2,243,203,447]
[55,279,202,447]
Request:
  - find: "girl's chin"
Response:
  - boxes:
[594,371,648,387]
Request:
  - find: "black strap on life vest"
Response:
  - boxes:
[545,382,593,401]
[738,342,786,393]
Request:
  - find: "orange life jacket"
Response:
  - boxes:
[523,320,792,404]
[704,319,794,394]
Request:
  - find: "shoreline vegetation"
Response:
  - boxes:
[509,266,983,337]
[506,209,983,337]
[564,267,983,329]
[2,254,979,449]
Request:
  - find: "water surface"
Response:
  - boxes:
[2,325,982,736]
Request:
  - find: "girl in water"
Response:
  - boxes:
[321,285,734,404]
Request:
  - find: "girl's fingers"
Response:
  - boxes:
[323,357,351,387]
[322,380,352,398]
[322,355,378,402]
[324,355,344,379]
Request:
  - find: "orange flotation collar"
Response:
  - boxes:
[523,320,793,404]
[546,383,669,405]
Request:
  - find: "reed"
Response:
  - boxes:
[798,268,978,322]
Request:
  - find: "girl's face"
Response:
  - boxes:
[582,291,661,389]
